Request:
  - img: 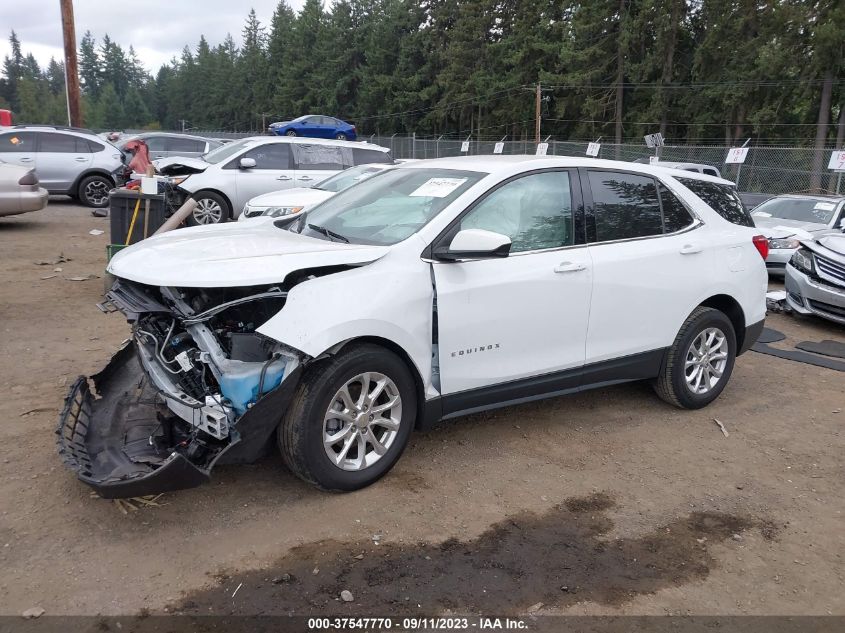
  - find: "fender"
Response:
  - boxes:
[256,241,435,391]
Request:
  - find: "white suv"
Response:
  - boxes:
[58,156,767,498]
[155,135,392,224]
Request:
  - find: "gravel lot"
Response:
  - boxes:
[1,202,843,617]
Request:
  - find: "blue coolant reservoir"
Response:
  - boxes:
[217,357,287,415]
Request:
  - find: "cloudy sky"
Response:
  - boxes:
[0,0,307,74]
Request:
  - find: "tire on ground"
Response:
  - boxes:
[653,306,737,410]
[188,191,230,225]
[77,174,113,208]
[278,343,416,491]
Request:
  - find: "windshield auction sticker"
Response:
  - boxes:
[410,177,468,198]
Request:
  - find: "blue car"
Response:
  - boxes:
[268,115,357,141]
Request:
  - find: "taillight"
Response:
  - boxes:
[18,171,38,186]
[752,234,769,260]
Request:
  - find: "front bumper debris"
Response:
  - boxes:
[56,342,302,498]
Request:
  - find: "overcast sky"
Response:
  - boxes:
[0,0,307,75]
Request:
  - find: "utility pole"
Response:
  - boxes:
[59,0,81,127]
[535,82,541,144]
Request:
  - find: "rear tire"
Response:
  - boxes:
[77,175,113,208]
[188,191,230,225]
[278,344,416,491]
[653,306,737,409]
[335,133,347,141]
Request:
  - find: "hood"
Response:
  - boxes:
[154,156,209,175]
[108,221,390,288]
[269,121,291,128]
[816,234,845,256]
[752,215,828,239]
[248,188,335,208]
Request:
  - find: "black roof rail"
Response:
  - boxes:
[13,124,96,134]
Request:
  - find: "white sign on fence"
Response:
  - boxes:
[649,156,660,165]
[827,150,845,172]
[586,142,601,157]
[644,133,664,148]
[725,147,749,164]
[535,142,549,156]
[460,141,470,153]
[493,142,504,154]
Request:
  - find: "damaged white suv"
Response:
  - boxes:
[57,157,768,498]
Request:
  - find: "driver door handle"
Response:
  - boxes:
[277,175,292,181]
[554,262,587,274]
[680,243,702,255]
[299,176,313,181]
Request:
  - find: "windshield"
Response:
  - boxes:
[315,165,390,193]
[752,197,839,225]
[202,139,256,164]
[293,168,486,245]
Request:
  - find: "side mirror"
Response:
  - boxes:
[239,157,256,169]
[434,229,511,261]
[839,218,845,231]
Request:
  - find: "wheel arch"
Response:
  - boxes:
[331,335,430,432]
[191,188,233,215]
[71,168,115,195]
[697,294,746,351]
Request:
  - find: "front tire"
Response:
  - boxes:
[188,191,230,225]
[285,130,298,137]
[653,306,737,409]
[77,174,113,208]
[278,344,416,491]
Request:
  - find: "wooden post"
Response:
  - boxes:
[60,0,82,127]
[535,82,541,144]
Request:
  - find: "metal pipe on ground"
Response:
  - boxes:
[154,198,198,235]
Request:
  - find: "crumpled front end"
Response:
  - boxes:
[57,279,304,498]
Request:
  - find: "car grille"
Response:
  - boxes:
[815,253,845,286]
[808,299,845,318]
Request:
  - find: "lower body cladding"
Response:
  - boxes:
[56,281,304,498]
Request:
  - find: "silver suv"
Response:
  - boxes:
[0,126,123,207]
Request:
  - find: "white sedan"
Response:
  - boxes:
[238,163,395,221]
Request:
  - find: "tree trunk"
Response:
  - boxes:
[734,102,746,143]
[659,0,682,137]
[614,0,626,158]
[810,69,833,191]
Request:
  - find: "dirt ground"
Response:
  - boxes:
[0,202,843,618]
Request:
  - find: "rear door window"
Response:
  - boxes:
[292,144,349,170]
[678,177,753,227]
[352,148,391,166]
[167,137,206,153]
[588,171,663,241]
[39,132,88,153]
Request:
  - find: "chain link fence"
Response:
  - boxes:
[126,129,842,196]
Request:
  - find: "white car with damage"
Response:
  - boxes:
[57,156,768,497]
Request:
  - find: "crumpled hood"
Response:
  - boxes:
[752,215,828,239]
[154,156,209,174]
[816,234,845,256]
[108,222,390,287]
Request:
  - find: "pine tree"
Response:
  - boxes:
[78,31,101,97]
[95,82,125,129]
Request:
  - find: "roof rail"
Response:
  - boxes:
[13,124,96,134]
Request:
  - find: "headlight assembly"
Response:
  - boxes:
[768,237,800,250]
[248,206,304,218]
[790,247,814,275]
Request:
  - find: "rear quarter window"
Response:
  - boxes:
[352,148,392,166]
[677,177,753,227]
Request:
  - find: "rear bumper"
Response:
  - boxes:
[56,342,302,498]
[739,318,765,355]
[20,187,49,212]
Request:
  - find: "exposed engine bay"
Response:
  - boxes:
[56,277,309,498]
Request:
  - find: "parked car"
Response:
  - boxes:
[751,194,845,276]
[635,159,723,179]
[268,115,357,141]
[120,132,223,162]
[785,234,845,325]
[155,136,391,224]
[239,163,396,220]
[0,161,48,217]
[0,126,122,207]
[57,156,767,498]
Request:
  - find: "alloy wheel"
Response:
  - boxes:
[323,372,402,471]
[193,198,223,224]
[84,180,110,206]
[684,327,728,395]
